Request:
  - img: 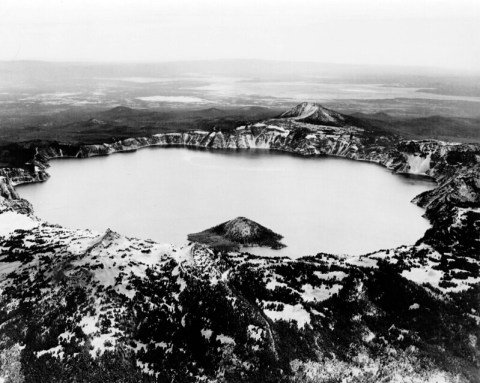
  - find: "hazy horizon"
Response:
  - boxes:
[1,0,479,72]
[0,58,474,75]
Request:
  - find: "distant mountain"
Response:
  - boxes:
[108,106,135,114]
[192,107,227,117]
[279,102,372,129]
[85,118,107,127]
[99,106,146,119]
[280,102,347,125]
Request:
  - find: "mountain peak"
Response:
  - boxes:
[188,216,285,251]
[98,106,138,119]
[86,118,107,126]
[280,102,347,126]
[223,216,268,241]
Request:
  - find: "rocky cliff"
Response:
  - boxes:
[4,103,477,185]
[0,103,479,382]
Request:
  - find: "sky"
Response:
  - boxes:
[0,0,479,72]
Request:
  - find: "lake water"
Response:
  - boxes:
[18,148,434,257]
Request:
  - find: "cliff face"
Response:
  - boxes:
[0,103,479,382]
[35,121,478,177]
[3,109,477,187]
[0,171,34,214]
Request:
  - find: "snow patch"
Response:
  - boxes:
[362,330,376,343]
[346,257,378,269]
[301,283,342,302]
[266,278,288,290]
[171,244,195,265]
[80,315,98,335]
[264,303,311,329]
[0,261,21,277]
[0,212,37,238]
[314,270,347,281]
[247,325,263,341]
[407,154,431,175]
[36,345,64,359]
[90,333,116,356]
[201,329,213,340]
[217,334,235,345]
[402,267,443,289]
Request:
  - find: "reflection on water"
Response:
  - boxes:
[18,148,435,257]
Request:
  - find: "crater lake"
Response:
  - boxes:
[18,148,435,257]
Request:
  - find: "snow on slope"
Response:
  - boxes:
[0,211,37,238]
[407,154,431,175]
[279,102,346,125]
[263,303,311,329]
[0,207,477,381]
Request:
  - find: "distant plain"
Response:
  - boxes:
[1,60,480,146]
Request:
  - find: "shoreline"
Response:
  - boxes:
[0,118,478,260]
